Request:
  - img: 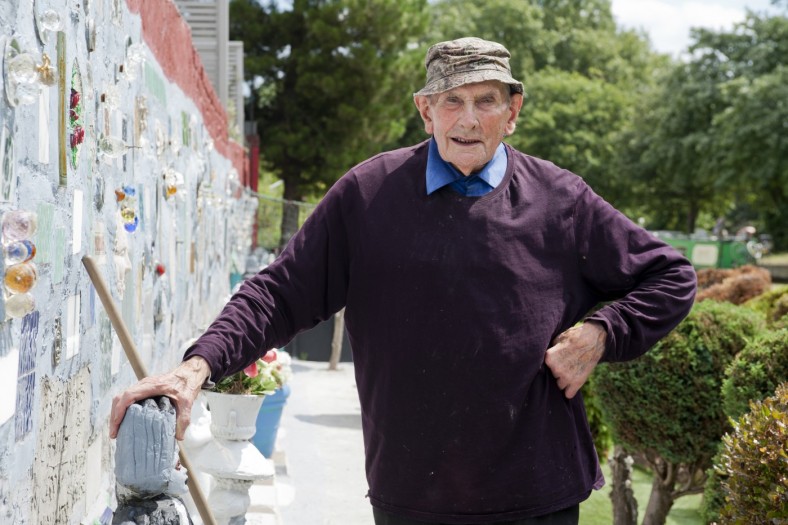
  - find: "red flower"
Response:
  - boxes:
[70,88,80,109]
[70,126,85,148]
[262,349,277,363]
[243,362,259,378]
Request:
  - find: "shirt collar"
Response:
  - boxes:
[425,138,507,195]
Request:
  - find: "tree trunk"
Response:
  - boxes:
[279,179,302,249]
[686,201,699,235]
[642,457,677,525]
[328,308,345,371]
[609,445,638,525]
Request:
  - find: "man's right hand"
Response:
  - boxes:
[109,356,212,441]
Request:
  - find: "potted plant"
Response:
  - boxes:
[252,350,293,457]
[206,349,284,441]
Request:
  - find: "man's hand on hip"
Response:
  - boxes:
[544,322,606,399]
[109,356,212,440]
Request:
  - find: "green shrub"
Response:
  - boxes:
[743,284,788,326]
[717,382,788,523]
[701,447,726,523]
[721,328,788,420]
[595,300,763,464]
[582,374,613,462]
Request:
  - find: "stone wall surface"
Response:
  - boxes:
[0,0,253,523]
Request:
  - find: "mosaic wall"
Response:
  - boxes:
[0,0,254,522]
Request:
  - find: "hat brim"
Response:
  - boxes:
[414,69,524,97]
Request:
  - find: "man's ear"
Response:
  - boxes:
[414,96,434,135]
[505,93,524,136]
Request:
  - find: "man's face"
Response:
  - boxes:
[415,81,523,176]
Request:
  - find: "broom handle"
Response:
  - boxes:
[82,255,218,525]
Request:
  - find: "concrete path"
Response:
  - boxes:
[275,359,372,525]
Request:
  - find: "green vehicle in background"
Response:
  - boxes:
[651,230,769,269]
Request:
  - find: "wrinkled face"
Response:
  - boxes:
[415,81,523,176]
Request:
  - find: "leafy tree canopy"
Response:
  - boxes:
[231,0,428,242]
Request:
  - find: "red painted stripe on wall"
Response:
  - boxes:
[126,0,247,179]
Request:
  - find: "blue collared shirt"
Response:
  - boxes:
[425,138,508,197]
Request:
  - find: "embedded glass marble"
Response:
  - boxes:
[41,10,64,32]
[5,240,36,264]
[5,292,35,319]
[163,168,184,199]
[120,207,136,223]
[123,216,139,233]
[101,84,120,110]
[4,38,41,107]
[5,262,37,294]
[98,135,129,158]
[2,210,38,241]
[35,4,64,44]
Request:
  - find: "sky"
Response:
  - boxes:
[610,0,782,56]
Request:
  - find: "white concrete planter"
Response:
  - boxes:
[205,391,265,441]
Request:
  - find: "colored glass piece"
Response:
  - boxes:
[6,292,35,318]
[120,207,136,223]
[123,216,139,233]
[5,240,36,263]
[2,210,38,241]
[5,262,37,294]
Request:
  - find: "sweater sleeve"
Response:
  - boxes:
[183,174,356,381]
[572,180,697,362]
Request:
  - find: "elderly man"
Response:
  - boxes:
[111,38,696,524]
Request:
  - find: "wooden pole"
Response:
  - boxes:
[328,308,345,371]
[82,255,218,525]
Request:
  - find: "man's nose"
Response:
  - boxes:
[457,103,479,128]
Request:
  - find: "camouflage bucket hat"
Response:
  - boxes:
[414,37,524,97]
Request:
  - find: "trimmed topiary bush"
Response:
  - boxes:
[721,328,788,420]
[696,265,771,304]
[595,300,764,524]
[743,284,788,327]
[717,382,788,523]
[701,448,726,524]
[582,375,613,462]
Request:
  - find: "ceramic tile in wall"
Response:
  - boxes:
[14,371,34,442]
[84,436,101,512]
[38,88,50,164]
[0,126,15,203]
[97,313,111,393]
[51,317,62,368]
[18,311,38,376]
[52,226,65,283]
[14,312,39,441]
[31,368,89,523]
[65,293,80,359]
[57,31,66,187]
[72,189,83,254]
[34,202,53,265]
[0,347,18,426]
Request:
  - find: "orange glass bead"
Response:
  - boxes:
[5,262,37,294]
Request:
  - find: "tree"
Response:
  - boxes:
[614,60,735,233]
[230,0,428,245]
[691,13,788,248]
[594,301,764,525]
[617,12,788,243]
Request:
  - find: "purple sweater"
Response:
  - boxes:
[185,141,696,523]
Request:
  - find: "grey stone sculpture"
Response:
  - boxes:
[113,396,192,525]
